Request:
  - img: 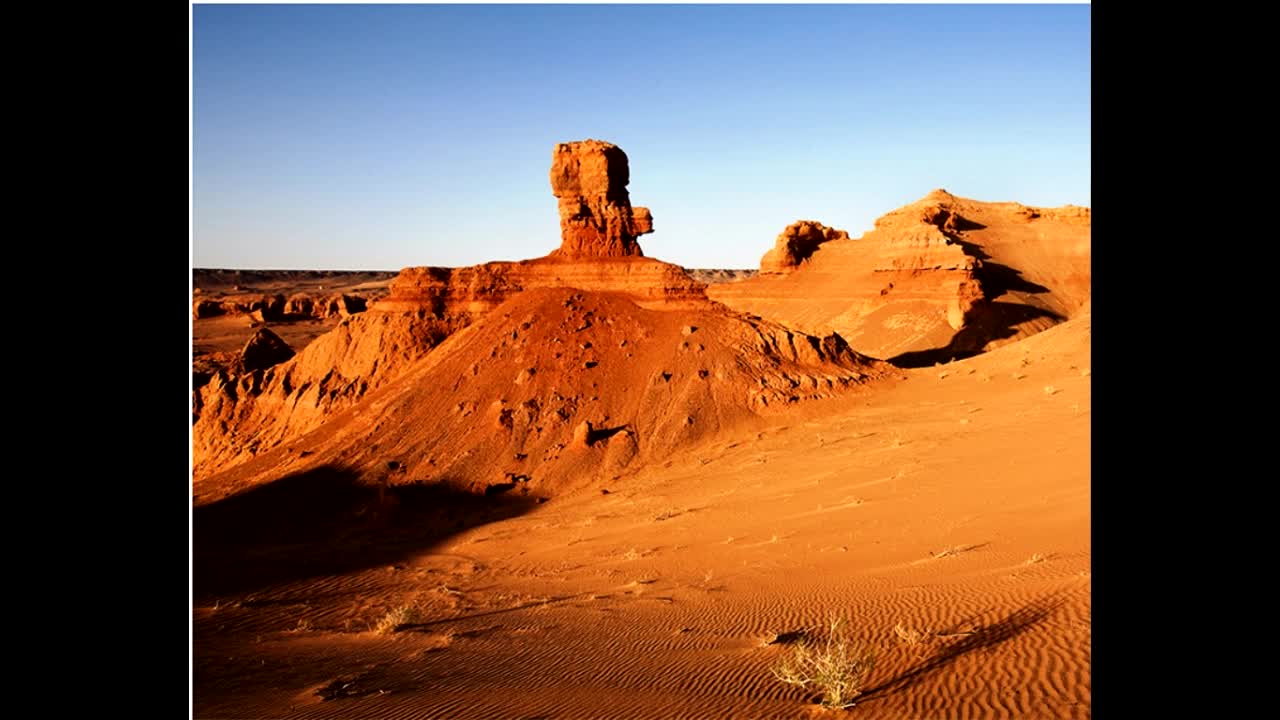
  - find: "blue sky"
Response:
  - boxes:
[192,4,1090,270]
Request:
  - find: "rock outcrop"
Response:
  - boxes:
[760,220,851,274]
[708,189,1090,363]
[193,299,224,319]
[374,256,709,317]
[549,140,652,258]
[240,328,295,372]
[197,292,372,321]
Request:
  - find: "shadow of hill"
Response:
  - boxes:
[193,465,541,599]
[858,594,1066,705]
[888,301,1065,367]
[885,224,1066,368]
[951,238,1053,297]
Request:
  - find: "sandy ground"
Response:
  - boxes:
[193,304,1089,719]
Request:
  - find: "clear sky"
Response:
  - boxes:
[192,3,1090,271]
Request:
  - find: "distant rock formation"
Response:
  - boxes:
[240,328,295,372]
[708,189,1090,363]
[684,268,758,285]
[192,292,371,322]
[760,220,851,274]
[193,299,224,319]
[549,139,653,258]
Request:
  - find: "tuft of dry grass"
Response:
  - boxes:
[931,544,977,559]
[772,616,877,709]
[372,605,418,635]
[893,622,926,647]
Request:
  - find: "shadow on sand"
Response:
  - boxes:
[889,301,1065,368]
[857,594,1066,705]
[885,215,1069,368]
[193,465,541,599]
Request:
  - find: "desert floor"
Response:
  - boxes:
[193,293,1089,719]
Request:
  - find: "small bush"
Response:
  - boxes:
[372,605,417,635]
[893,622,925,647]
[772,616,877,709]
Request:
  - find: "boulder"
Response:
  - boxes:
[760,220,850,274]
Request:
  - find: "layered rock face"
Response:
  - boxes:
[707,190,1090,362]
[375,257,708,317]
[549,140,652,258]
[760,220,851,274]
[240,328,295,372]
[191,292,369,321]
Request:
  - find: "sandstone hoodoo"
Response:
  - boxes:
[373,139,706,317]
[760,220,851,274]
[549,139,653,258]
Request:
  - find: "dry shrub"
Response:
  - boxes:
[772,616,877,709]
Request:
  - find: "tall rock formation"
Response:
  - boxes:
[374,139,704,317]
[549,139,653,258]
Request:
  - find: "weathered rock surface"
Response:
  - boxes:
[708,189,1091,363]
[549,139,652,258]
[240,328,295,372]
[202,291,371,321]
[193,299,224,319]
[192,311,460,479]
[760,220,851,274]
[374,256,709,317]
